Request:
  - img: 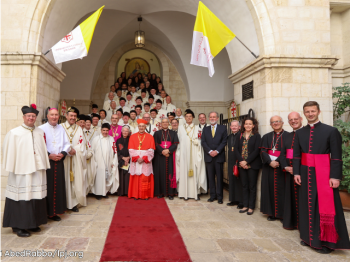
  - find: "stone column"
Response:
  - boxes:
[1,52,65,205]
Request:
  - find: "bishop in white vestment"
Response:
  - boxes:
[61,107,87,212]
[176,109,207,200]
[91,123,119,199]
[3,104,50,237]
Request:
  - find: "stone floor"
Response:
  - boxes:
[1,191,349,262]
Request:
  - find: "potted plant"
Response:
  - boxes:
[333,82,350,210]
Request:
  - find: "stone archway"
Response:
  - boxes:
[91,41,188,112]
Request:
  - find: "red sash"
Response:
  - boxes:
[301,153,338,243]
[160,141,176,188]
[268,150,281,157]
[286,149,293,159]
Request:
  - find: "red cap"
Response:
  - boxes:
[137,119,148,125]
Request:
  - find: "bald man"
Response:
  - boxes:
[260,115,290,222]
[279,112,303,230]
[39,109,71,221]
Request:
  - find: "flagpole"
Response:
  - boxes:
[235,37,258,59]
[43,49,51,56]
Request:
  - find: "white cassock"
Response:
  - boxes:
[121,90,128,98]
[150,117,161,129]
[176,123,207,199]
[91,134,119,195]
[164,103,176,113]
[103,100,113,111]
[83,127,99,193]
[98,119,110,127]
[106,108,118,122]
[157,109,168,120]
[129,119,138,130]
[2,124,51,228]
[61,122,87,209]
[117,105,130,113]
[133,124,158,135]
[126,100,136,110]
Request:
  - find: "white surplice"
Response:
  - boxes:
[91,134,119,196]
[3,124,50,201]
[39,122,70,154]
[83,127,98,194]
[176,123,207,199]
[61,121,87,209]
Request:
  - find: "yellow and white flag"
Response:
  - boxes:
[51,6,104,64]
[190,2,235,77]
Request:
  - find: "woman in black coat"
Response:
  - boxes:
[235,117,262,215]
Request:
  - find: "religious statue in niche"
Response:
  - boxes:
[125,58,150,78]
[228,100,240,119]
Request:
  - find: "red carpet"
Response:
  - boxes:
[100,197,191,262]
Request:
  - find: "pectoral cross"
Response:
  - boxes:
[272,147,276,153]
[138,143,142,150]
[164,142,168,148]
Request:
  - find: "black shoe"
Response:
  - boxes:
[179,197,184,199]
[239,208,248,213]
[95,196,102,200]
[168,196,174,200]
[12,228,31,237]
[134,198,138,200]
[184,198,189,201]
[196,195,200,201]
[28,227,41,232]
[316,247,333,254]
[226,202,235,206]
[267,216,276,221]
[70,206,79,212]
[48,215,61,221]
[145,198,149,200]
[218,200,223,204]
[237,204,244,209]
[300,241,308,246]
[247,210,254,215]
[207,198,217,202]
[157,195,163,199]
[103,195,109,199]
[280,219,283,223]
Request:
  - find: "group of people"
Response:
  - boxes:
[2,98,349,254]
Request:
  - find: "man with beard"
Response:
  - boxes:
[109,114,122,143]
[39,108,71,222]
[153,118,179,199]
[176,109,207,200]
[61,107,88,212]
[293,101,350,253]
[260,115,289,221]
[226,120,243,208]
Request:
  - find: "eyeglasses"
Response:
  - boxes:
[270,121,282,124]
[288,118,300,122]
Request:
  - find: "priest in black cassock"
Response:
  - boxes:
[153,118,179,199]
[116,126,131,196]
[280,112,303,230]
[39,108,71,222]
[293,101,350,253]
[260,115,289,221]
[227,120,243,208]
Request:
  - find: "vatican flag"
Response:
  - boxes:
[51,6,104,64]
[190,2,235,77]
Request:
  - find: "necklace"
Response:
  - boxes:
[111,125,119,138]
[162,129,170,148]
[138,133,146,150]
[271,130,284,153]
[185,124,195,138]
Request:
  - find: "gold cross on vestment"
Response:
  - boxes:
[138,143,142,150]
[164,142,167,148]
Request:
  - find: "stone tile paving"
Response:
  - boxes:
[0,191,349,261]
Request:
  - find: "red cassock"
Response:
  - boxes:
[128,132,156,199]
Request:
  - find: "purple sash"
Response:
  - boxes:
[286,149,293,159]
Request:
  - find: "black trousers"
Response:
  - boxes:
[206,161,223,200]
[240,168,259,209]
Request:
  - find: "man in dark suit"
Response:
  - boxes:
[201,112,228,204]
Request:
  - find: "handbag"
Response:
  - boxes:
[233,161,239,177]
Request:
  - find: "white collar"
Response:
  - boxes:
[48,122,58,128]
[22,123,35,130]
[308,120,320,127]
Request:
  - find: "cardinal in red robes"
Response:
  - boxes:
[128,119,156,200]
